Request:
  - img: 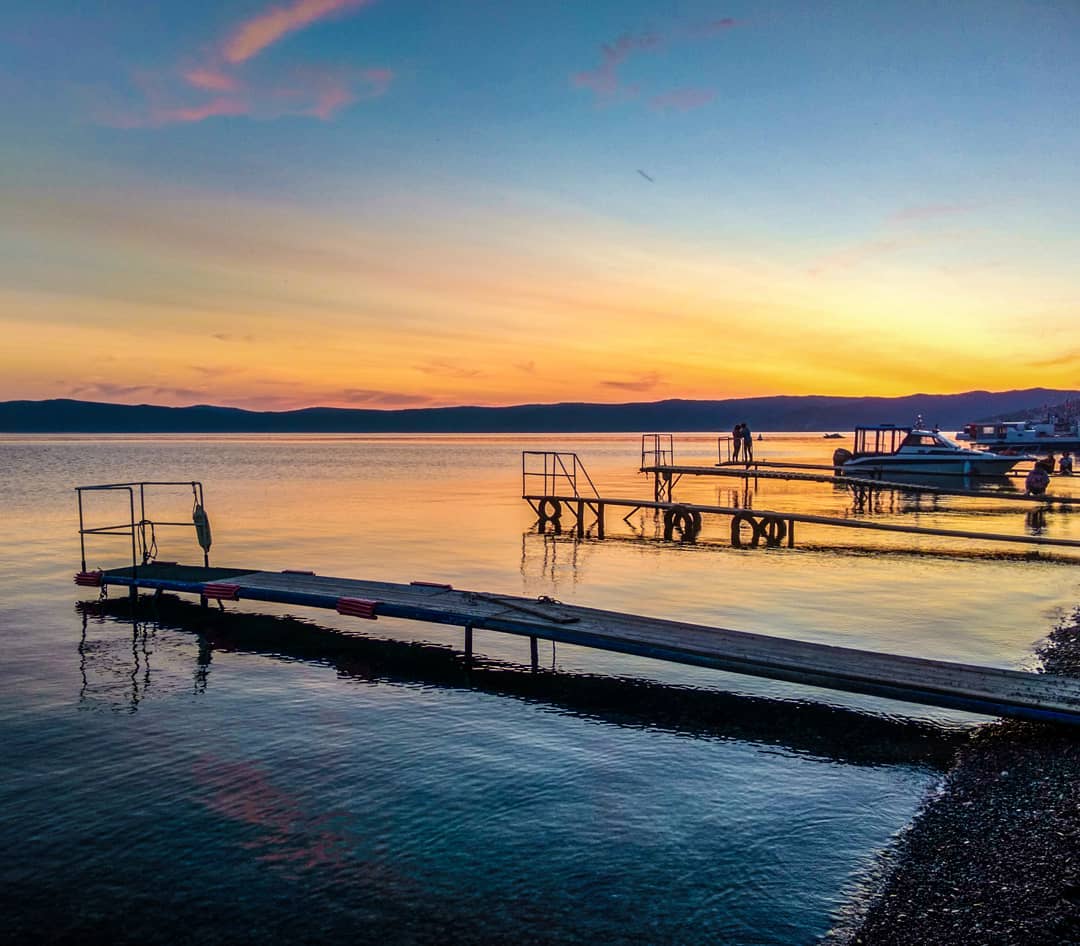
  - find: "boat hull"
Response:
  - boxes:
[969,438,1080,455]
[843,455,1021,477]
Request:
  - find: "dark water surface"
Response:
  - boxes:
[3,434,1078,944]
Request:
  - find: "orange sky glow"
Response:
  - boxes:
[2,1,1078,410]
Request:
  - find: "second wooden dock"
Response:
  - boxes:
[77,563,1080,726]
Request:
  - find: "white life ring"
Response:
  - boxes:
[193,503,212,552]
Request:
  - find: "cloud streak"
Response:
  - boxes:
[601,372,665,393]
[222,0,375,64]
[108,0,388,126]
[572,17,738,106]
[415,359,483,380]
[571,31,662,101]
[340,388,433,406]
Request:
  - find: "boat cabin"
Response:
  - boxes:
[960,420,1059,443]
[852,425,967,458]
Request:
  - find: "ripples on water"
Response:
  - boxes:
[2,433,1078,944]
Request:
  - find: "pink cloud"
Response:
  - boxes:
[573,18,738,106]
[103,0,387,127]
[111,61,391,127]
[650,87,716,112]
[571,31,662,101]
[222,0,375,64]
[183,67,240,92]
[153,97,250,124]
[806,231,962,277]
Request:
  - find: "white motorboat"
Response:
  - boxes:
[834,424,1026,477]
[955,418,1080,453]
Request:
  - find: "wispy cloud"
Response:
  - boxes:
[571,31,662,102]
[107,0,389,126]
[183,68,241,93]
[68,382,208,402]
[415,359,483,379]
[340,388,433,406]
[572,17,738,107]
[601,372,665,393]
[222,0,375,64]
[1025,350,1080,370]
[650,88,716,112]
[807,236,920,277]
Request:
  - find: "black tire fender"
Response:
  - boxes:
[730,512,761,548]
[538,498,562,520]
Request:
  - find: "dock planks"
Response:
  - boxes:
[94,564,1080,726]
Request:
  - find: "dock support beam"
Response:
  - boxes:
[597,503,605,540]
[464,623,474,667]
[530,635,539,671]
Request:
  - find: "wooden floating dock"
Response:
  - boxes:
[641,462,1080,506]
[524,448,1080,552]
[523,491,1080,551]
[80,563,1080,726]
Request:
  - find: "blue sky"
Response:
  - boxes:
[2,0,1078,407]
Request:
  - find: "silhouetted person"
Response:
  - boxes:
[1060,452,1074,475]
[731,423,742,463]
[742,423,754,466]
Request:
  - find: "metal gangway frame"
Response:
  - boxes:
[641,434,674,469]
[521,452,599,500]
[76,481,211,576]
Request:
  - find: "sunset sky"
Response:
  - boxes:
[2,0,1078,410]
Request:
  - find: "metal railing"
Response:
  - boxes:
[718,436,735,464]
[76,481,209,573]
[640,433,674,468]
[521,452,598,498]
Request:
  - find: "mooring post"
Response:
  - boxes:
[597,502,605,539]
[464,622,474,667]
[788,518,795,548]
[577,499,586,538]
[530,635,539,671]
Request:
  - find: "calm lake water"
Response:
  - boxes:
[2,433,1078,944]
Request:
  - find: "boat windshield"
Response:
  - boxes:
[900,431,969,450]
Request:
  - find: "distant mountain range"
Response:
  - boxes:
[3,390,1078,433]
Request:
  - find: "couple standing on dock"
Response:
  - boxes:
[731,423,754,466]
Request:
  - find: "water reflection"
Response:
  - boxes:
[78,609,153,712]
[78,604,215,711]
[520,526,1080,569]
[78,597,964,770]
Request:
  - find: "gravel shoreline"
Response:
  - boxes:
[837,613,1080,946]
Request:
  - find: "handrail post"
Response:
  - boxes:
[77,488,86,571]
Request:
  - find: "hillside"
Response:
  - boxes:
[3,389,1079,433]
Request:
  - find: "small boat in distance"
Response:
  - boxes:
[833,424,1026,477]
[823,432,843,439]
